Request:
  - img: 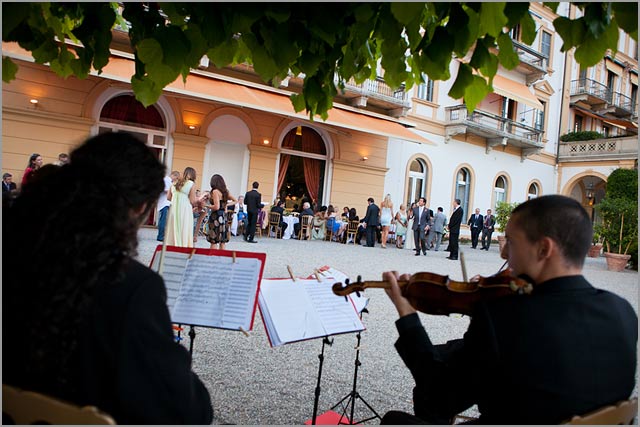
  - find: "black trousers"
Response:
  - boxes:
[470,227,481,248]
[481,228,493,249]
[414,228,427,254]
[245,211,258,241]
[448,231,460,258]
[365,225,377,247]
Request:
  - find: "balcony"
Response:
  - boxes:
[511,40,548,85]
[610,92,634,118]
[444,105,544,160]
[558,135,638,162]
[570,78,610,110]
[335,76,410,118]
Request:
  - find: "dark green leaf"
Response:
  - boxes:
[449,63,473,100]
[503,3,530,28]
[390,3,424,26]
[264,6,291,24]
[137,38,163,66]
[31,39,59,64]
[575,18,619,67]
[131,75,163,107]
[520,12,537,45]
[49,46,75,78]
[290,93,306,113]
[449,4,478,56]
[497,32,520,69]
[208,39,239,69]
[147,63,180,88]
[479,3,508,38]
[2,3,31,40]
[612,3,638,41]
[543,3,560,13]
[2,56,18,82]
[583,3,609,38]
[554,17,586,52]
[183,25,208,69]
[464,75,492,112]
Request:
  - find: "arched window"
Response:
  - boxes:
[98,94,169,163]
[406,158,427,206]
[455,168,471,217]
[528,183,539,200]
[494,175,508,210]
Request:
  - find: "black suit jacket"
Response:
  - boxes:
[270,206,286,225]
[244,189,262,214]
[483,214,496,232]
[4,260,213,425]
[448,206,463,233]
[363,203,380,227]
[394,275,637,424]
[467,213,484,229]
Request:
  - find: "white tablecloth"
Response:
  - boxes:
[282,216,299,239]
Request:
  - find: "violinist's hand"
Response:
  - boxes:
[383,271,416,318]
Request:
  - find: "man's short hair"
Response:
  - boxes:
[511,195,592,267]
[455,198,461,205]
[303,202,310,209]
[419,197,426,204]
[252,181,259,189]
[367,197,374,203]
[437,207,443,212]
[3,173,12,180]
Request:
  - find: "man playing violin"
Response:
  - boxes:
[382,195,637,424]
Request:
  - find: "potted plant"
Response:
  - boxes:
[494,201,520,252]
[587,228,603,258]
[595,168,638,272]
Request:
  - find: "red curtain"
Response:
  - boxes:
[277,154,290,193]
[303,157,321,203]
[100,95,164,128]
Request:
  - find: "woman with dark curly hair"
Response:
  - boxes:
[206,174,236,250]
[21,152,43,186]
[3,132,213,424]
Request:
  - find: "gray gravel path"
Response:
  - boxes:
[135,228,638,425]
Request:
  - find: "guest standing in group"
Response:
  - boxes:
[166,167,197,248]
[362,197,380,247]
[21,153,43,187]
[481,208,496,250]
[3,132,213,424]
[447,199,463,260]
[412,197,430,256]
[235,195,248,236]
[404,202,416,252]
[156,173,174,242]
[380,194,394,249]
[244,181,262,243]
[2,172,18,209]
[53,153,69,166]
[207,174,236,250]
[467,208,484,249]
[430,207,447,251]
[394,204,408,249]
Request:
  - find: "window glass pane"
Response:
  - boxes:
[495,176,505,189]
[410,159,423,173]
[153,135,166,147]
[541,31,551,59]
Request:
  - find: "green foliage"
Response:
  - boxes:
[595,168,638,258]
[559,131,605,142]
[2,3,637,117]
[494,201,520,234]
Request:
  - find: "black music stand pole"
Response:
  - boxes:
[311,336,333,425]
[330,309,381,424]
[188,325,196,363]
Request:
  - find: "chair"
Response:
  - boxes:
[2,384,116,425]
[226,210,235,240]
[298,215,313,240]
[268,212,283,238]
[345,220,359,244]
[256,209,266,238]
[325,217,336,242]
[562,398,638,425]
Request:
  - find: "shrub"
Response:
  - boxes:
[559,131,604,142]
[494,201,520,234]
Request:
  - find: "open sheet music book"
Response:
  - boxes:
[313,265,369,314]
[259,275,365,347]
[150,245,266,331]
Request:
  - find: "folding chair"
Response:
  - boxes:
[345,220,359,245]
[325,217,336,241]
[298,215,313,240]
[2,384,116,425]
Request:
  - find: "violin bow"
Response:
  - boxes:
[459,251,468,283]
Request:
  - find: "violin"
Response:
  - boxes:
[332,268,533,316]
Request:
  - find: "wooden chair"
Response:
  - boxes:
[2,384,116,425]
[255,209,266,238]
[268,212,283,238]
[345,220,359,244]
[562,398,638,425]
[298,215,313,240]
[325,217,336,242]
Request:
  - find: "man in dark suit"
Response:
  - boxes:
[381,195,637,424]
[293,202,314,238]
[2,172,18,208]
[362,197,380,247]
[243,181,263,243]
[269,200,288,238]
[481,208,496,250]
[411,197,430,256]
[446,199,463,260]
[467,208,483,249]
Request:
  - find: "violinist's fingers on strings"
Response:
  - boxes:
[399,273,411,281]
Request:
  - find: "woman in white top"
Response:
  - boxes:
[380,194,393,249]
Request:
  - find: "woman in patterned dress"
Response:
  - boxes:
[206,174,236,250]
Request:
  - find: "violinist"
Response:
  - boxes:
[381,195,637,424]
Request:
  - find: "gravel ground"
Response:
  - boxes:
[135,227,638,425]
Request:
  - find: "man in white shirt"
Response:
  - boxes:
[156,172,178,241]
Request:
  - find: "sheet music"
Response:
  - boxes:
[152,250,261,330]
[259,278,364,347]
[316,266,369,314]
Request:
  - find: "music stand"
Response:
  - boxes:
[311,336,334,425]
[330,308,381,424]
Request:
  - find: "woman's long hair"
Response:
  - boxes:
[27,153,41,168]
[209,174,229,207]
[175,167,196,191]
[4,132,165,396]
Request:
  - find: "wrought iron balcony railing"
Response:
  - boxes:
[511,39,548,71]
[570,78,610,101]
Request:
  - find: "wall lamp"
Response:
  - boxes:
[263,139,270,145]
[361,156,368,161]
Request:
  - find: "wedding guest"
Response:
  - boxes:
[206,174,236,250]
[21,153,43,187]
[3,132,213,424]
[380,194,394,249]
[2,172,18,208]
[394,204,408,249]
[269,200,288,238]
[53,153,69,166]
[166,167,197,248]
[404,202,416,252]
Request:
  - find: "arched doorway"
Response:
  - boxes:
[98,94,170,224]
[276,126,328,210]
[569,175,606,223]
